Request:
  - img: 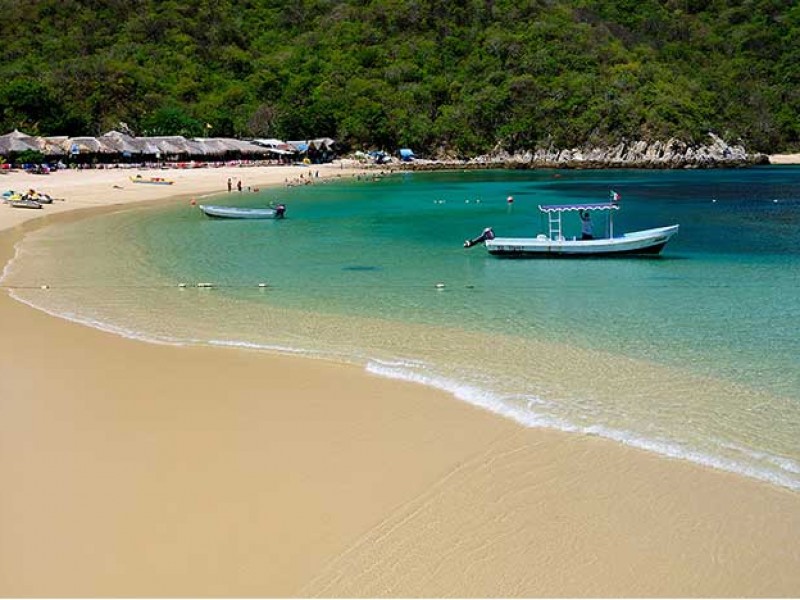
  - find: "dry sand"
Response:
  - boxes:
[1,166,799,597]
[769,153,800,164]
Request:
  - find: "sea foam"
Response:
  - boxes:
[365,359,800,492]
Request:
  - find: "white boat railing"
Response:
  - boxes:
[538,202,620,240]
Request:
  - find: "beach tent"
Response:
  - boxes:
[288,141,309,153]
[369,150,390,164]
[399,148,415,161]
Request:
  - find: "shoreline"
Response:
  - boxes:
[1,167,799,596]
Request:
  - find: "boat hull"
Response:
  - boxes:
[484,225,679,257]
[9,200,42,209]
[199,204,284,219]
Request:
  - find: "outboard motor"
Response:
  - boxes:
[464,227,495,248]
[274,204,286,219]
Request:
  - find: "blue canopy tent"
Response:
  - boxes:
[399,148,415,161]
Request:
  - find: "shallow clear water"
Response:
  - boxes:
[4,168,800,490]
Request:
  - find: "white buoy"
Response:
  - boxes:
[712,198,717,203]
[774,199,779,203]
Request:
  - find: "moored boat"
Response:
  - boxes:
[199,203,286,219]
[465,197,678,257]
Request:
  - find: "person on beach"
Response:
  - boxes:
[579,209,593,240]
[237,179,242,192]
[227,178,232,192]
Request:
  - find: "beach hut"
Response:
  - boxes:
[253,138,292,153]
[37,136,70,157]
[221,138,271,156]
[100,131,147,157]
[288,138,337,163]
[0,130,41,156]
[73,137,113,155]
[138,136,195,160]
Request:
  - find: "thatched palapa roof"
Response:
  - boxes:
[0,130,41,154]
[1,130,326,159]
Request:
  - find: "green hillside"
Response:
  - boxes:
[1,0,797,155]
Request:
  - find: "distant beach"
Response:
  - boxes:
[1,164,799,597]
[769,153,800,164]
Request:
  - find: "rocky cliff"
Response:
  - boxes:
[412,133,768,169]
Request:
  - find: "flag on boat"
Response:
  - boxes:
[610,190,621,203]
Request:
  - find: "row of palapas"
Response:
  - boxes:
[0,129,336,161]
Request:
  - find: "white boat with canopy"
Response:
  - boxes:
[464,200,678,257]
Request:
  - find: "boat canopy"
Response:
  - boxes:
[538,202,620,213]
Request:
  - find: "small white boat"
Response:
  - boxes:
[199,204,286,219]
[465,200,678,257]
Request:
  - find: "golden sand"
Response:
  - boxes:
[769,153,800,164]
[1,166,799,596]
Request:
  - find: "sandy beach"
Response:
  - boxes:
[769,153,800,164]
[1,165,799,597]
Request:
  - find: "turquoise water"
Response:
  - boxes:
[4,168,800,490]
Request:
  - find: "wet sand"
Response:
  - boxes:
[1,167,799,597]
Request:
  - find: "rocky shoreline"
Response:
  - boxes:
[399,133,769,170]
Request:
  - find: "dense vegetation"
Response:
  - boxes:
[1,0,797,155]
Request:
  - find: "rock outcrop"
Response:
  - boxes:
[408,133,768,170]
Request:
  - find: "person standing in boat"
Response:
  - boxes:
[579,209,593,240]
